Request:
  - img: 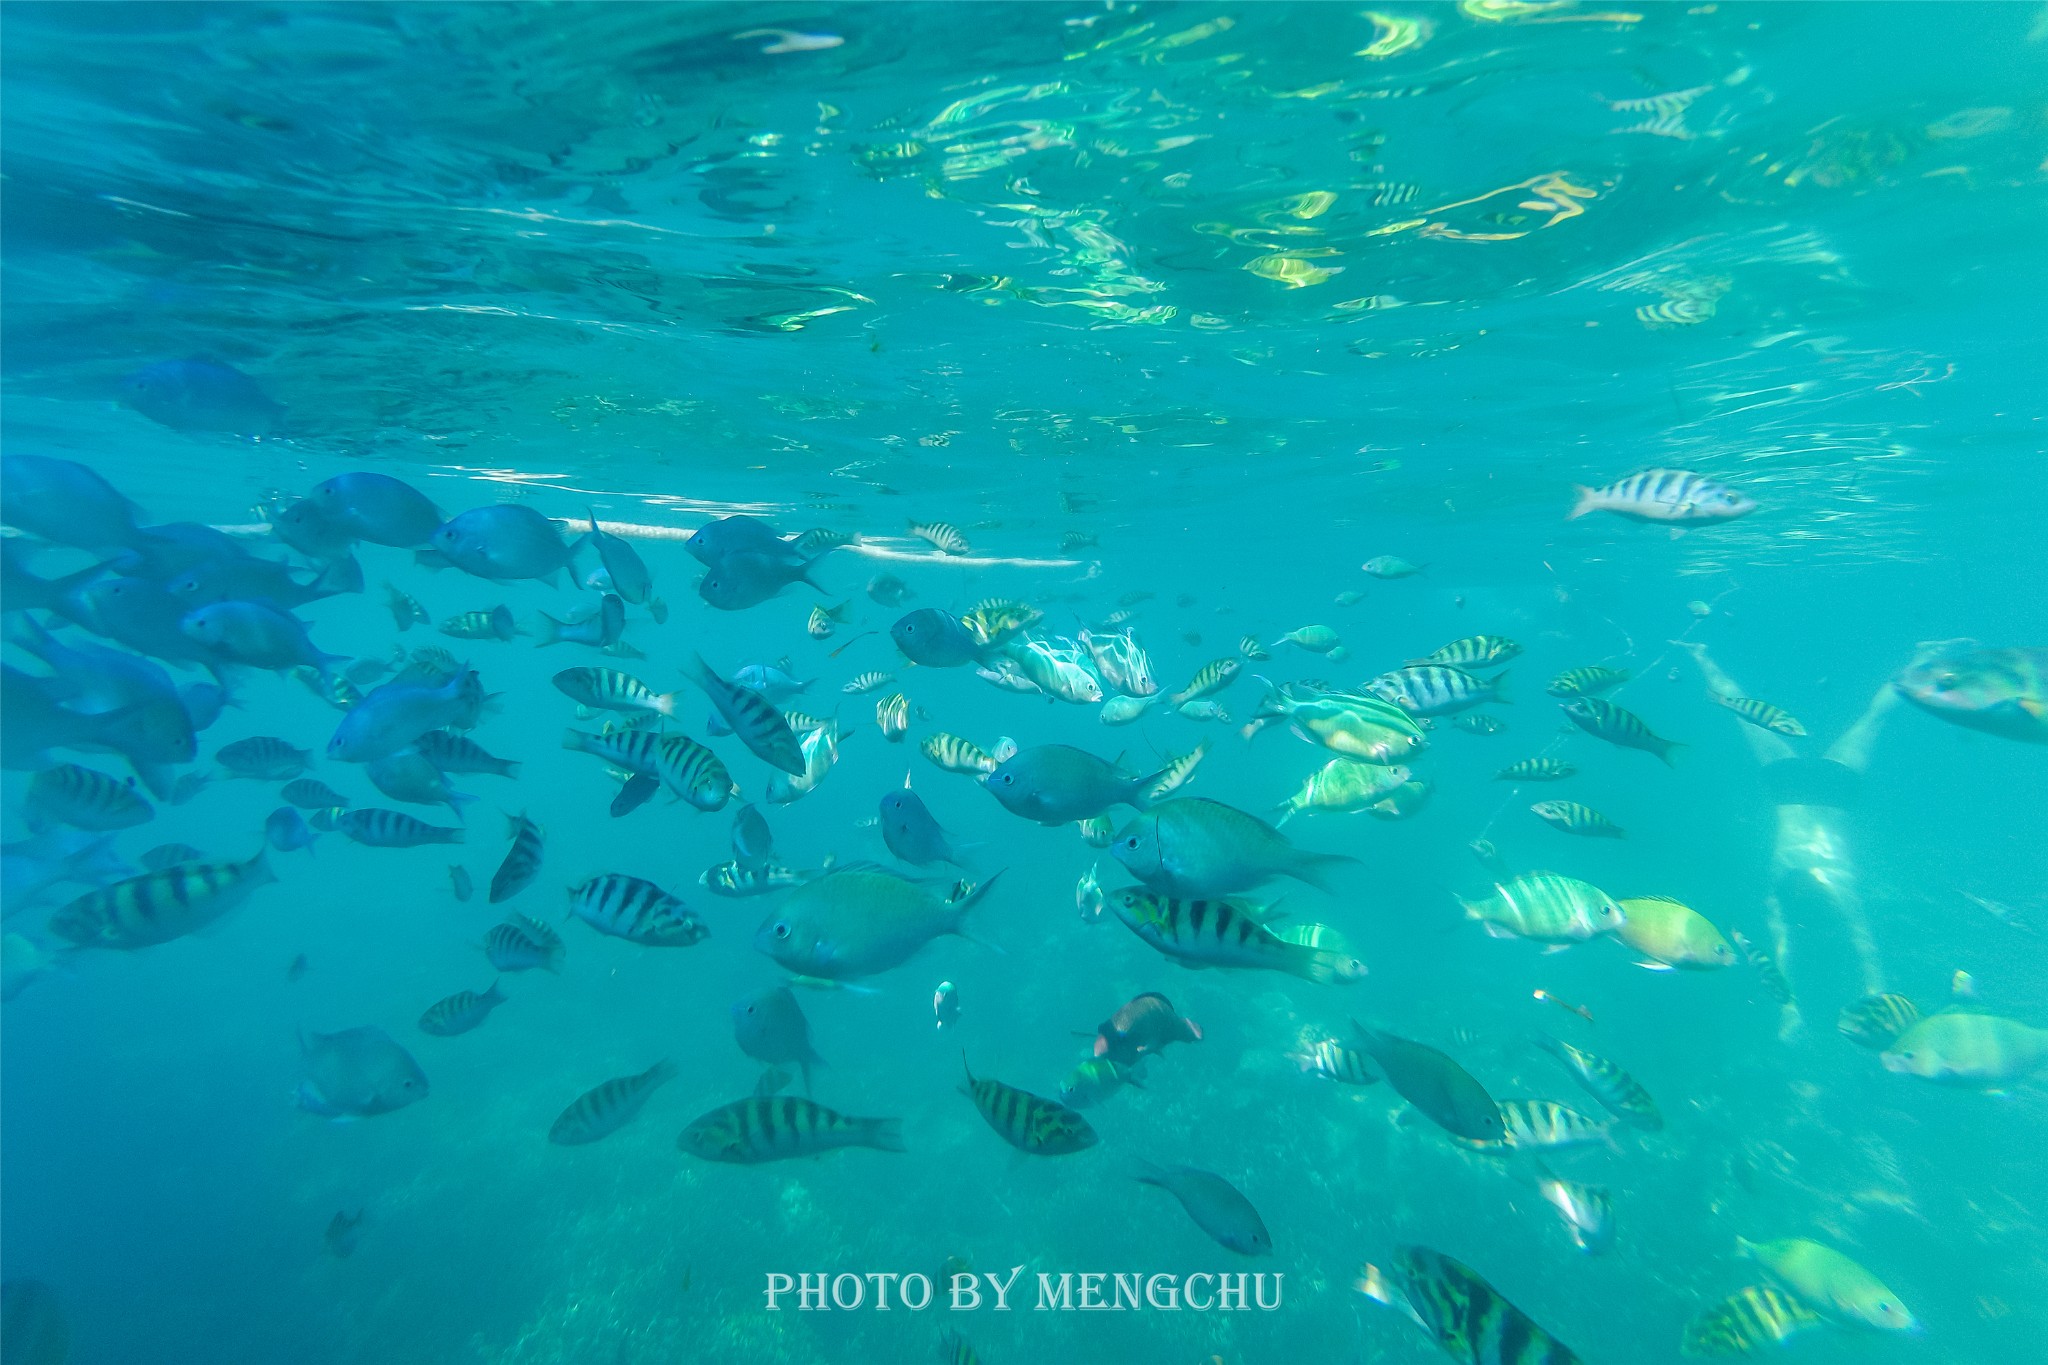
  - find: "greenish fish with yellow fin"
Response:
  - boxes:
[1615,895,1736,970]
[1735,1237,1918,1333]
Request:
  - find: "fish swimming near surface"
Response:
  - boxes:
[296,1026,429,1119]
[1567,469,1756,530]
[311,473,444,548]
[890,608,988,668]
[548,1060,678,1145]
[429,504,572,584]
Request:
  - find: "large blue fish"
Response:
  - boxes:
[0,455,138,549]
[118,358,282,435]
[430,505,571,583]
[309,472,444,548]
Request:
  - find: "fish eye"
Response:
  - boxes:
[1123,836,1141,850]
[773,921,791,939]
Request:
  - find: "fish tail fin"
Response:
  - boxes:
[1567,486,1597,520]
[1129,764,1175,809]
[1290,849,1360,893]
[646,1059,680,1087]
[1127,1156,1165,1187]
[653,692,679,718]
[560,730,589,754]
[1486,670,1511,703]
[1734,1236,1757,1260]
[860,1116,906,1153]
[1657,739,1687,767]
[314,552,364,597]
[483,978,505,1004]
[533,612,565,647]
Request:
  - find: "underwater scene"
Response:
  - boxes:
[2,4,2045,1364]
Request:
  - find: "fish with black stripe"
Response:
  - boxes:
[1545,666,1628,699]
[677,1095,905,1163]
[1407,635,1523,669]
[908,520,970,555]
[49,851,276,950]
[567,874,707,947]
[1680,1285,1823,1357]
[489,814,544,903]
[415,729,520,778]
[548,1060,678,1144]
[552,666,676,717]
[1561,697,1684,765]
[1712,694,1807,737]
[562,727,734,810]
[1366,665,1508,717]
[1731,931,1796,1007]
[1495,758,1574,782]
[1837,992,1921,1049]
[960,1056,1097,1155]
[1529,800,1624,838]
[418,981,507,1036]
[1356,1245,1583,1364]
[1568,468,1756,529]
[1107,888,1366,984]
[688,654,806,775]
[24,763,153,831]
[1535,1035,1662,1130]
[484,913,564,972]
[338,807,464,847]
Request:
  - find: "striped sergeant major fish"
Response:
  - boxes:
[688,654,806,776]
[1567,468,1757,529]
[1529,1160,1614,1256]
[338,807,464,847]
[1680,1285,1823,1358]
[1365,664,1508,717]
[1238,635,1271,661]
[567,874,707,947]
[876,692,909,742]
[1356,1245,1583,1365]
[1711,693,1808,737]
[488,815,545,903]
[677,1095,904,1164]
[1106,888,1366,985]
[1453,1098,1613,1154]
[1407,635,1523,669]
[484,914,564,973]
[1836,992,1921,1049]
[48,851,276,950]
[841,671,894,695]
[1495,757,1575,782]
[547,1060,678,1145]
[700,860,815,898]
[1534,1035,1662,1130]
[562,727,734,811]
[551,666,675,717]
[418,981,507,1036]
[438,606,518,641]
[1290,1038,1380,1086]
[1529,800,1625,838]
[1731,930,1796,1007]
[907,519,970,555]
[963,598,1043,648]
[960,1056,1097,1156]
[920,732,995,776]
[414,729,520,778]
[1166,657,1241,708]
[24,762,153,831]
[1561,697,1684,765]
[1545,666,1627,698]
[1146,741,1208,801]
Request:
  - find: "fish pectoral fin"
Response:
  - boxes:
[1634,960,1676,972]
[1479,922,1517,939]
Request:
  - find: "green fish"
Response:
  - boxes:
[1881,1010,2048,1089]
[1112,797,1357,897]
[755,867,1002,981]
[1274,758,1411,824]
[1735,1237,1917,1332]
[1459,873,1624,945]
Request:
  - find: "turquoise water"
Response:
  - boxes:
[3,4,2046,1363]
